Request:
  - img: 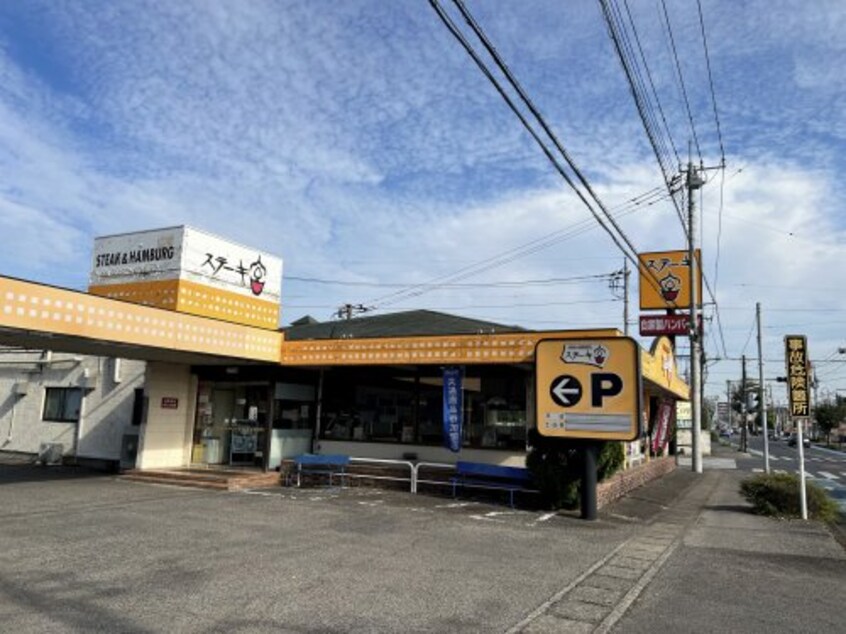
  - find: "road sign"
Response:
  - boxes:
[536,337,642,440]
[785,335,810,419]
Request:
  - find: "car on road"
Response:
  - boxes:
[787,433,811,449]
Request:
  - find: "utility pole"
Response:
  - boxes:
[757,302,770,473]
[741,354,748,453]
[726,379,732,431]
[687,159,705,474]
[623,259,630,336]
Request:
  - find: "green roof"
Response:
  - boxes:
[283,310,524,341]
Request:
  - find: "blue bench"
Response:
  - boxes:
[450,461,536,508]
[290,454,350,488]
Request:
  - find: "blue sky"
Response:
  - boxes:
[1,0,845,401]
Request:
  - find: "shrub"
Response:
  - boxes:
[526,430,626,510]
[739,472,839,522]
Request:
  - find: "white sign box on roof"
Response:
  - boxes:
[89,226,283,304]
[89,226,283,329]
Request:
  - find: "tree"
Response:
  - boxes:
[730,384,751,414]
[814,398,846,443]
[525,431,626,510]
[703,396,718,431]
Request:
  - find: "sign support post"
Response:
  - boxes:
[785,335,810,520]
[535,337,642,521]
[796,418,808,520]
[581,442,599,521]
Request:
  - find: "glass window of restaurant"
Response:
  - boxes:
[194,381,271,467]
[319,365,530,450]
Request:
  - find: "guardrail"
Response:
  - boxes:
[348,457,417,490]
[291,456,461,495]
[411,461,455,494]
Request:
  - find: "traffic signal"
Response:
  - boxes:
[747,391,761,415]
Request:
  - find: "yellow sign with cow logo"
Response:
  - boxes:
[639,249,702,311]
[535,337,642,440]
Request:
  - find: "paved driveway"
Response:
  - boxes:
[1,463,640,633]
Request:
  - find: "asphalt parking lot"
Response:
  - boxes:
[0,462,653,633]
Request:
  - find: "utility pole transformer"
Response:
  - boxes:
[687,160,705,474]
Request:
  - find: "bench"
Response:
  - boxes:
[289,454,350,488]
[450,461,536,508]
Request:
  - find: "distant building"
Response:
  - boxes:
[0,347,145,468]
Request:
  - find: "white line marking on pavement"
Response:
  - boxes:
[434,501,475,508]
[752,468,763,473]
[818,471,840,480]
[469,514,507,523]
[775,469,787,474]
[536,512,557,523]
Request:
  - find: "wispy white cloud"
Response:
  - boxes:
[0,0,845,396]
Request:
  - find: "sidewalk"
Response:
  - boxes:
[608,465,845,633]
[517,457,845,633]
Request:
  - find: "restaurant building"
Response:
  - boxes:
[0,227,689,473]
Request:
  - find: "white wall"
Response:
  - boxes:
[0,350,145,460]
[137,362,196,469]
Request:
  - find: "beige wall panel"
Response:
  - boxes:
[137,362,195,469]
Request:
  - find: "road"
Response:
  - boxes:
[735,434,846,511]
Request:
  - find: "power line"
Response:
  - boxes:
[287,297,621,311]
[600,0,686,233]
[285,272,616,289]
[599,0,727,360]
[366,189,667,308]
[740,311,756,355]
[398,1,680,319]
[431,0,678,312]
[659,0,703,162]
[696,0,725,162]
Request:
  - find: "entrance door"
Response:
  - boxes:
[202,389,235,464]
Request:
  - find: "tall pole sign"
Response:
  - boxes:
[535,337,642,522]
[785,335,809,520]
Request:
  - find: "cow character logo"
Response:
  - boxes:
[659,271,681,302]
[249,256,266,296]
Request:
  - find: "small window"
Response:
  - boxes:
[43,388,83,422]
[131,388,146,426]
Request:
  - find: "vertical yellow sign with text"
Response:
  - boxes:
[785,335,810,419]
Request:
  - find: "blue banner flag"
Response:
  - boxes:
[443,367,463,452]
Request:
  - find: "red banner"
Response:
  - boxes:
[639,314,701,336]
[651,398,674,454]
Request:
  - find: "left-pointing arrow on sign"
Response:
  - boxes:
[550,375,583,408]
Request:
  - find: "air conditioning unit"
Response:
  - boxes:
[37,442,64,466]
[13,382,29,396]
